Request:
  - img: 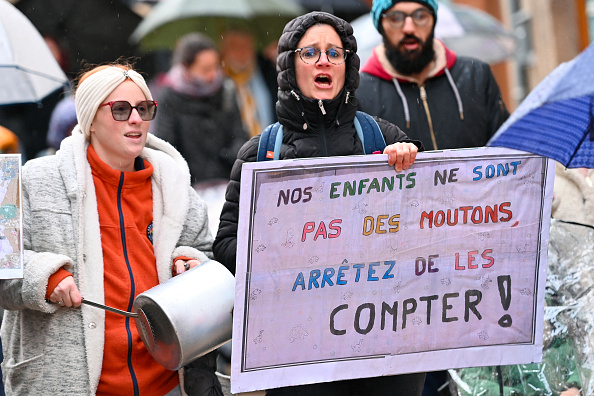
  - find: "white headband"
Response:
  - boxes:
[75,67,152,138]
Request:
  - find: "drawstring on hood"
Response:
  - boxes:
[391,78,411,128]
[444,68,464,121]
[366,39,464,133]
[391,68,463,130]
[290,89,310,130]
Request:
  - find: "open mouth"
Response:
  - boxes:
[315,74,332,87]
[401,37,421,52]
[125,132,142,138]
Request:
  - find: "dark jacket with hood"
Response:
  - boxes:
[357,39,509,151]
[213,11,422,273]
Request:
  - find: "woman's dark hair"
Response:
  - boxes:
[172,32,218,68]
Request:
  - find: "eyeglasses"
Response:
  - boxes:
[294,47,350,65]
[99,100,158,121]
[382,8,432,29]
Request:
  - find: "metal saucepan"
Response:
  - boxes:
[81,259,235,370]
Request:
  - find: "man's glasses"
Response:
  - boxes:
[382,8,432,29]
[294,47,350,65]
[99,100,158,121]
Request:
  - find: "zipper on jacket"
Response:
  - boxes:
[318,100,327,115]
[117,172,140,396]
[320,122,329,156]
[419,85,438,150]
[318,100,329,154]
[316,102,329,156]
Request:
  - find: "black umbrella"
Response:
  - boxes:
[14,0,143,77]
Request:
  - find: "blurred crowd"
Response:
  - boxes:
[1,0,593,395]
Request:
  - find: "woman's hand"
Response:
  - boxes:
[173,259,201,276]
[383,142,418,171]
[49,275,82,308]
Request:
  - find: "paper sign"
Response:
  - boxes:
[0,155,23,279]
[231,147,554,393]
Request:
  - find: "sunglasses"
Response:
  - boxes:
[99,100,158,121]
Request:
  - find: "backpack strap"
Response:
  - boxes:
[257,113,384,161]
[257,122,284,161]
[354,111,387,154]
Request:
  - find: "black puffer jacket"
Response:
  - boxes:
[151,80,248,184]
[358,41,509,151]
[213,12,422,272]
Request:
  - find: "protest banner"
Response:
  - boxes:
[231,147,555,393]
[0,155,22,279]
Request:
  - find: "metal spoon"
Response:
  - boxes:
[81,298,139,318]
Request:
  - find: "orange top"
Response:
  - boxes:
[87,145,178,396]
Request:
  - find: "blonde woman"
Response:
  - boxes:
[0,63,220,396]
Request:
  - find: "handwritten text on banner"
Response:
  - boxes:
[231,147,554,393]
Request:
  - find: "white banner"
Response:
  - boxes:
[231,147,555,393]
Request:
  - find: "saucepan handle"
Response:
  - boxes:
[81,298,139,318]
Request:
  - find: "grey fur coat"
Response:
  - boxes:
[0,129,213,395]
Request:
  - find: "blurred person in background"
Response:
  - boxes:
[0,63,221,395]
[257,39,281,119]
[220,28,277,137]
[37,95,77,157]
[0,88,63,161]
[357,0,509,152]
[151,32,249,186]
[44,35,71,79]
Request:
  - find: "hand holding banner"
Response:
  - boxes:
[232,147,554,393]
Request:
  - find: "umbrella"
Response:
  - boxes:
[351,2,516,65]
[487,43,594,169]
[291,0,368,14]
[288,0,369,22]
[0,0,68,105]
[14,0,143,77]
[130,0,306,52]
[446,4,516,63]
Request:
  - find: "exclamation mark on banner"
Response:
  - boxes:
[497,275,512,328]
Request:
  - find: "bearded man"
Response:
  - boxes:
[357,0,510,151]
